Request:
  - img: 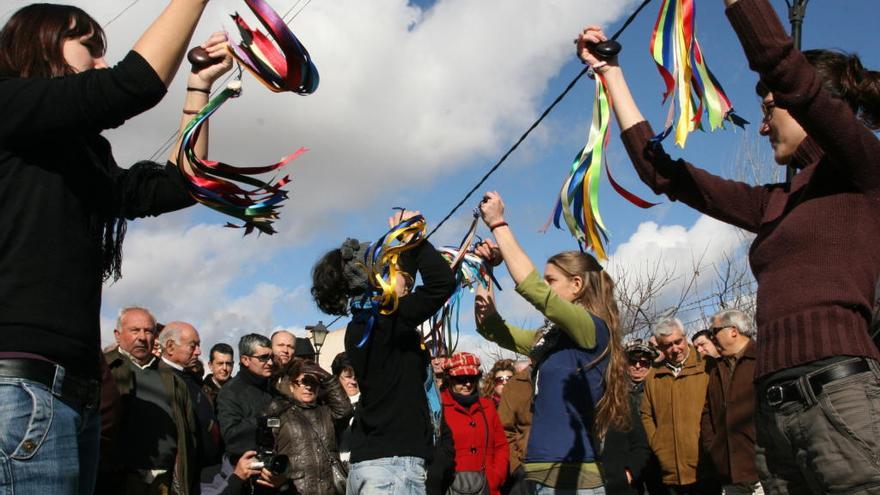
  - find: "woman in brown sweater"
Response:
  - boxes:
[575,0,880,493]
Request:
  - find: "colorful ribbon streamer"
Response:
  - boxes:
[428,246,500,354]
[549,74,658,260]
[355,214,428,347]
[649,0,747,147]
[177,80,305,234]
[229,0,319,94]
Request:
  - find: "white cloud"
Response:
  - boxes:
[607,214,753,334]
[82,0,639,348]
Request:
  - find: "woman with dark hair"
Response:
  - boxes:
[481,358,516,407]
[311,210,457,495]
[0,2,229,493]
[268,358,354,495]
[442,352,509,495]
[473,191,631,494]
[576,0,880,491]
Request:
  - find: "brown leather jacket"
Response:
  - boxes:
[700,339,759,485]
[268,377,353,495]
[640,345,710,486]
[496,367,533,474]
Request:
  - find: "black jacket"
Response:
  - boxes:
[163,361,224,468]
[345,240,457,463]
[0,51,194,380]
[426,415,455,495]
[217,368,278,459]
[601,386,651,495]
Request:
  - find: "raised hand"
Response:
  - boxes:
[189,31,233,88]
[575,26,616,68]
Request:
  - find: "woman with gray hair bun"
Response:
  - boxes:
[310,210,457,494]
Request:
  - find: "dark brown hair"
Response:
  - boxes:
[480,358,516,398]
[0,4,105,78]
[757,49,880,131]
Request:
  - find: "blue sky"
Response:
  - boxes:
[4,0,872,363]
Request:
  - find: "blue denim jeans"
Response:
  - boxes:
[530,482,606,495]
[347,456,427,495]
[0,374,101,495]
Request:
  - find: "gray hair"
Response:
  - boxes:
[157,324,184,353]
[713,309,755,337]
[116,306,155,332]
[239,333,272,357]
[652,317,684,339]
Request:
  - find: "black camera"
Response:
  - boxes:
[253,416,289,475]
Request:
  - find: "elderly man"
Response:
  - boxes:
[159,322,223,470]
[641,318,716,495]
[270,330,295,366]
[99,307,198,495]
[692,329,721,359]
[203,343,235,406]
[700,310,763,495]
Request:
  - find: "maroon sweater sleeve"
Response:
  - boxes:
[620,121,769,233]
[727,0,880,192]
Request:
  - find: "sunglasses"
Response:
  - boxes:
[493,375,512,385]
[450,375,480,384]
[293,376,320,388]
[248,353,273,363]
[629,358,652,368]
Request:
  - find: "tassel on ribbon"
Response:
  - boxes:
[229,0,319,94]
[650,0,747,147]
[549,74,658,260]
[177,80,305,234]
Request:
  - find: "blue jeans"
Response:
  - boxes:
[530,482,606,495]
[0,374,101,495]
[347,456,427,495]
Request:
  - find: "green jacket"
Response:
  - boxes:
[103,349,199,495]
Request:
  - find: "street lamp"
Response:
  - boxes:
[307,321,329,363]
[785,0,810,182]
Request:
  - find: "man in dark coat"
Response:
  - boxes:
[700,309,763,494]
[98,307,198,495]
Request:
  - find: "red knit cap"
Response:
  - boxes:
[445,352,482,377]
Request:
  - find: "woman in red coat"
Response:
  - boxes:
[442,352,509,495]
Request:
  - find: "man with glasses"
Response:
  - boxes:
[624,339,664,495]
[216,334,278,464]
[700,310,763,495]
[203,343,235,408]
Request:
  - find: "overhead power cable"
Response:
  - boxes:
[426,0,655,239]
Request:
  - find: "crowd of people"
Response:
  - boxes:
[2,0,880,494]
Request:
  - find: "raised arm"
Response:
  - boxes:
[576,26,770,233]
[0,0,210,141]
[477,193,600,349]
[575,26,645,133]
[474,282,536,355]
[397,236,458,327]
[169,31,233,165]
[725,0,880,191]
[132,0,210,87]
